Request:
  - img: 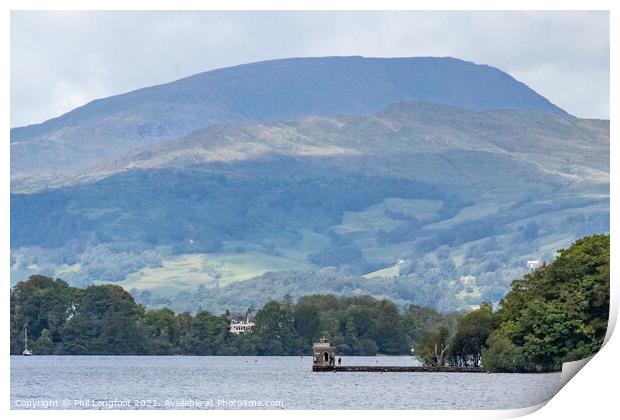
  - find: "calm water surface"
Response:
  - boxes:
[11,356,561,410]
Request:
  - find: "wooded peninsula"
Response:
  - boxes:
[10,235,609,373]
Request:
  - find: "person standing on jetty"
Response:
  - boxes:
[338,357,342,366]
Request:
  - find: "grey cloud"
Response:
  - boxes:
[10,10,609,127]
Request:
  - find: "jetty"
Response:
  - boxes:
[311,336,481,373]
[312,365,481,373]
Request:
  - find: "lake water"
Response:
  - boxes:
[11,356,561,410]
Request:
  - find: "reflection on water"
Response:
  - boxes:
[11,356,561,410]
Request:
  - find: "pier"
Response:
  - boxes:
[311,336,482,373]
[312,365,482,373]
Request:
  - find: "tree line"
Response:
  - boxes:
[10,275,447,357]
[10,235,608,373]
[415,234,609,372]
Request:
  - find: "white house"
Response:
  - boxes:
[228,309,256,334]
[527,260,540,270]
[229,319,254,334]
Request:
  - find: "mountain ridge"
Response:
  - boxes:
[11,56,567,177]
[11,55,566,132]
[11,101,603,193]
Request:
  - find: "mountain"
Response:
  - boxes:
[11,56,566,183]
[10,100,609,313]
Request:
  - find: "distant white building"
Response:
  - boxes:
[228,309,256,334]
[527,260,540,270]
[229,319,255,334]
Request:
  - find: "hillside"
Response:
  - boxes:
[10,102,609,313]
[11,56,566,181]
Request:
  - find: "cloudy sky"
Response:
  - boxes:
[10,11,609,127]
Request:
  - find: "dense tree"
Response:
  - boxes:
[10,275,77,354]
[61,285,144,354]
[375,299,410,354]
[10,278,422,356]
[482,234,609,372]
[144,308,181,354]
[180,311,232,355]
[32,329,55,355]
[252,300,299,355]
[480,332,528,372]
[293,303,322,353]
[339,304,378,355]
[449,302,496,367]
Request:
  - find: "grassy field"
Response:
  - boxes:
[332,204,403,235]
[423,200,509,230]
[363,263,402,279]
[115,230,327,296]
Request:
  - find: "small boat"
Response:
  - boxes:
[22,327,32,356]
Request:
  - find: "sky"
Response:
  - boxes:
[10,10,610,127]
